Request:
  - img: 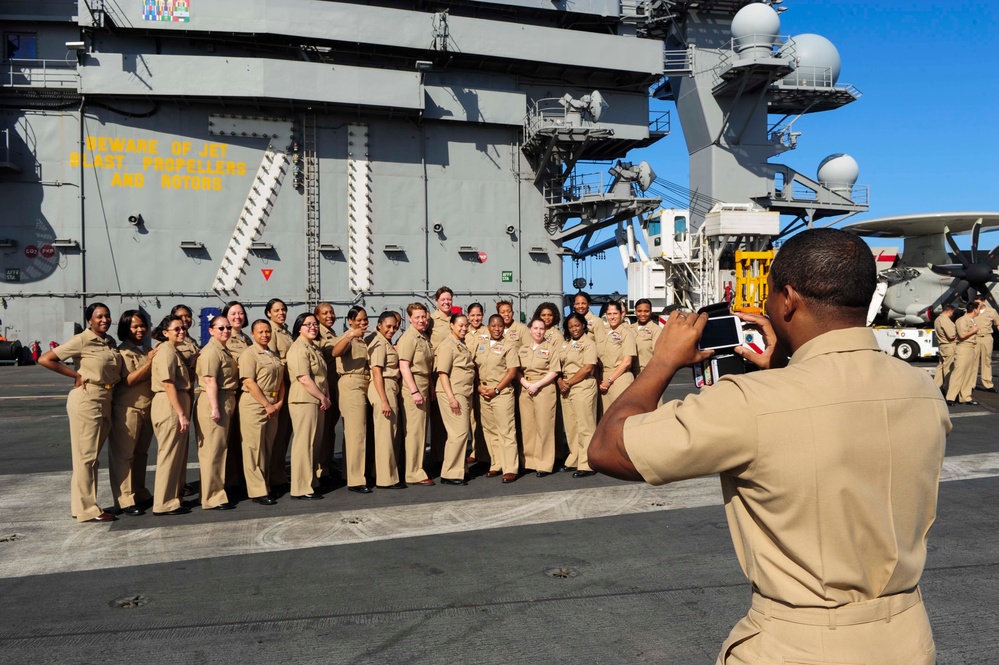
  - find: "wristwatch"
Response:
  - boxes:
[493,387,500,396]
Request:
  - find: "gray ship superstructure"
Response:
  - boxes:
[0,0,666,343]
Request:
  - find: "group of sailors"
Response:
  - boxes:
[933,296,997,405]
[40,289,666,523]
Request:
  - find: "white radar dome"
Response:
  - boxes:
[731,3,781,59]
[780,33,841,85]
[817,153,859,196]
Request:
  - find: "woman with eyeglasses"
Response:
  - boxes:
[336,306,373,493]
[367,311,405,489]
[108,309,158,516]
[194,315,239,510]
[287,312,331,499]
[265,298,294,491]
[238,319,285,505]
[38,302,124,523]
[149,314,194,515]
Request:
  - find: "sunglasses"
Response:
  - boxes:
[215,325,233,331]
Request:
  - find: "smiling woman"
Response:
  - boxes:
[37,302,124,523]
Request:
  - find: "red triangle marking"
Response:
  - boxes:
[261,269,273,281]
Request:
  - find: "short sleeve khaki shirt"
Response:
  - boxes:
[152,343,192,393]
[287,337,328,403]
[633,322,662,373]
[473,338,521,387]
[518,340,562,381]
[435,335,476,397]
[598,324,637,370]
[115,340,153,409]
[559,335,598,376]
[623,327,951,607]
[54,329,123,388]
[268,322,293,363]
[933,315,957,346]
[196,338,239,391]
[368,333,400,380]
[238,345,283,402]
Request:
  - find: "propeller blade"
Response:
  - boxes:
[952,278,971,303]
[928,263,965,278]
[928,284,962,313]
[989,245,999,269]
[985,286,999,314]
[943,226,970,268]
[970,218,983,264]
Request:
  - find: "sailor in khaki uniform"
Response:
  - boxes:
[589,229,950,665]
[498,300,530,349]
[465,303,490,465]
[573,292,606,346]
[265,298,294,488]
[632,299,662,375]
[286,313,331,499]
[39,303,124,523]
[194,316,239,510]
[398,303,435,485]
[428,287,455,470]
[367,312,404,488]
[314,303,343,483]
[337,307,373,492]
[946,307,980,405]
[149,315,194,516]
[171,304,200,369]
[110,310,157,515]
[518,319,562,475]
[973,296,997,392]
[238,320,285,504]
[474,314,522,482]
[533,302,565,347]
[597,301,637,411]
[932,305,957,391]
[222,301,251,486]
[434,314,476,484]
[557,313,599,477]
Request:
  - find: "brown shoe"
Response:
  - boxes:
[465,456,477,464]
[485,470,502,478]
[413,478,436,486]
[501,473,517,484]
[85,512,118,523]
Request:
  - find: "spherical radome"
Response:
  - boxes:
[780,33,841,84]
[731,3,781,46]
[817,154,859,188]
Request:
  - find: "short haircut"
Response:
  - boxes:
[407,302,428,316]
[85,302,111,326]
[221,301,244,318]
[314,302,334,317]
[449,313,468,325]
[250,318,271,333]
[117,309,149,343]
[563,312,588,338]
[346,305,366,322]
[770,228,876,312]
[209,314,227,329]
[488,314,504,325]
[574,291,591,304]
[434,286,454,300]
[635,298,652,309]
[496,300,513,312]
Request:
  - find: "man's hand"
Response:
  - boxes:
[648,310,715,372]
[733,312,788,369]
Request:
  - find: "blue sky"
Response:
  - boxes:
[563,0,999,296]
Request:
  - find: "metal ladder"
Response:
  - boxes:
[303,114,320,308]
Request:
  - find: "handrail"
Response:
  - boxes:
[3,58,78,89]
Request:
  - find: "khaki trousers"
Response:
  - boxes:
[109,402,153,509]
[480,391,519,475]
[600,371,634,413]
[67,385,113,522]
[719,589,934,665]
[439,393,471,481]
[269,386,292,486]
[519,383,557,473]
[195,390,235,508]
[239,394,278,499]
[151,391,191,514]
[562,377,597,471]
[289,402,324,497]
[318,376,341,480]
[947,342,977,402]
[340,374,370,488]
[401,385,430,483]
[367,379,401,486]
[933,343,955,390]
[978,334,994,389]
[470,393,488,462]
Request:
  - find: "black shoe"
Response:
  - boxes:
[377,482,407,489]
[958,400,980,406]
[182,483,198,497]
[572,470,597,478]
[153,506,192,516]
[292,493,324,500]
[946,400,955,406]
[561,466,577,472]
[536,471,551,478]
[251,496,278,506]
[982,387,998,393]
[347,486,373,494]
[208,502,236,511]
[122,505,145,516]
[440,478,468,486]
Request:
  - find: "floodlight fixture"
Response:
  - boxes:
[66,41,86,51]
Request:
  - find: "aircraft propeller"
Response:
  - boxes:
[927,218,999,314]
